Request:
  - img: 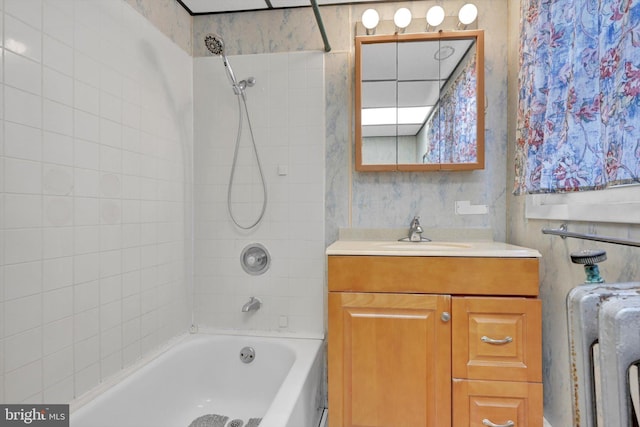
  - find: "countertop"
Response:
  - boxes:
[326,239,542,258]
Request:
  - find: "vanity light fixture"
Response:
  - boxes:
[394,7,412,33]
[426,5,445,31]
[361,8,380,35]
[458,3,478,28]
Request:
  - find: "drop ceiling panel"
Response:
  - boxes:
[179,0,392,14]
[180,0,269,14]
[269,0,310,7]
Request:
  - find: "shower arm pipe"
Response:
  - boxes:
[310,0,331,52]
[541,223,640,248]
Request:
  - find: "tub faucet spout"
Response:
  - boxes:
[242,296,262,312]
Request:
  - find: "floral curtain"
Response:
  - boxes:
[514,0,640,195]
[424,57,477,164]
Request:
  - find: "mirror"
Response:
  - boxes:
[355,30,484,171]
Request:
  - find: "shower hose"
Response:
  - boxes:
[227,90,267,230]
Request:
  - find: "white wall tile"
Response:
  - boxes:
[74,280,99,314]
[74,363,100,397]
[4,294,42,336]
[74,168,99,197]
[44,196,73,226]
[74,110,99,143]
[74,52,101,87]
[43,164,73,195]
[4,360,43,403]
[44,373,74,404]
[74,197,99,226]
[74,335,99,371]
[43,346,74,390]
[44,99,73,136]
[43,35,73,76]
[44,68,73,106]
[43,1,73,46]
[4,194,42,228]
[1,0,192,405]
[4,158,42,194]
[43,256,73,291]
[4,261,42,300]
[74,253,100,284]
[5,0,42,30]
[42,316,73,355]
[73,308,99,343]
[4,228,43,264]
[4,14,42,62]
[4,86,42,128]
[42,286,73,323]
[43,131,73,166]
[74,140,100,170]
[4,50,42,95]
[42,227,74,259]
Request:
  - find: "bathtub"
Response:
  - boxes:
[70,333,325,427]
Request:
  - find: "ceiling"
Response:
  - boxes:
[177,0,390,15]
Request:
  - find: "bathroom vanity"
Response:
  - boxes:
[326,240,543,427]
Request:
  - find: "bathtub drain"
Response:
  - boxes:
[239,346,255,363]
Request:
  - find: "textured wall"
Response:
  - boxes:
[125,0,192,54]
[194,0,510,244]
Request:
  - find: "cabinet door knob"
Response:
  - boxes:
[482,419,515,427]
[481,335,513,345]
[441,312,451,322]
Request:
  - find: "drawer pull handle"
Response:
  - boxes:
[482,419,515,427]
[481,335,513,345]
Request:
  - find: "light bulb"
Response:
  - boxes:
[394,8,412,29]
[362,8,380,30]
[426,6,445,28]
[458,3,478,26]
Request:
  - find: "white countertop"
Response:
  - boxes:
[326,240,541,258]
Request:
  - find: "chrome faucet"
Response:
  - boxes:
[242,296,262,312]
[402,216,431,242]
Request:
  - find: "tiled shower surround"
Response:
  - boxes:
[193,52,325,336]
[0,0,193,402]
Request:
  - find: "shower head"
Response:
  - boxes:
[204,33,225,56]
[204,33,242,92]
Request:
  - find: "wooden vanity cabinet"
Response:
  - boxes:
[327,255,543,427]
[328,292,451,427]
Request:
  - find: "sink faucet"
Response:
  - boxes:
[406,216,431,242]
[242,296,262,312]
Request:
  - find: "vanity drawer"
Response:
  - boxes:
[453,379,543,427]
[452,297,542,382]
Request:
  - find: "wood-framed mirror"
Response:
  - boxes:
[355,30,484,172]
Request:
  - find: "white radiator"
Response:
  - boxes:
[567,283,640,427]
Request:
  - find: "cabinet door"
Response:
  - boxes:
[328,292,451,427]
[452,297,542,382]
[453,379,543,427]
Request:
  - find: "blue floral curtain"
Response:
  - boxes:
[424,58,477,164]
[514,0,640,195]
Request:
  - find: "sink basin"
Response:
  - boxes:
[379,242,473,250]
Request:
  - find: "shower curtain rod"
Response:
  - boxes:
[541,224,640,248]
[310,0,332,52]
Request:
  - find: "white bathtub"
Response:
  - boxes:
[70,333,324,427]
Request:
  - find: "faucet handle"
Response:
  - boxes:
[411,216,423,231]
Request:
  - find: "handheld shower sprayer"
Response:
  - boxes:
[203,33,267,230]
[204,33,255,95]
